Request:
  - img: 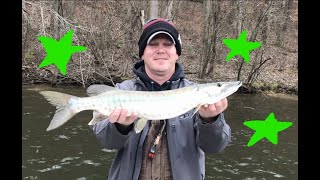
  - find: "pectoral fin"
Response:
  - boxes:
[88,110,108,125]
[191,104,204,117]
[134,118,148,133]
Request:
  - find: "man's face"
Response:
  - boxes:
[142,34,178,77]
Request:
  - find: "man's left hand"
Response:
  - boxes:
[198,98,228,121]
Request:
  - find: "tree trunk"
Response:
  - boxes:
[166,0,173,19]
[247,5,270,85]
[275,0,293,47]
[236,0,272,81]
[122,3,132,77]
[140,10,145,26]
[236,0,245,81]
[199,0,212,78]
[22,1,29,64]
[150,0,158,19]
[159,0,173,19]
[205,0,220,77]
[52,0,64,39]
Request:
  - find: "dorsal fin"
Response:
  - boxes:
[86,84,116,96]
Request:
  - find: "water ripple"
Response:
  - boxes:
[24,176,39,179]
[82,160,101,166]
[37,164,62,172]
[54,135,70,140]
[101,148,116,153]
[61,156,80,162]
[253,169,284,178]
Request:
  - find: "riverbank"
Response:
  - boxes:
[22,59,298,97]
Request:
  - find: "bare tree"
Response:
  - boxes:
[246,6,272,86]
[199,0,221,79]
[275,0,293,48]
[236,0,273,81]
[150,0,158,19]
[234,0,246,81]
[118,1,144,77]
[159,0,173,19]
[166,0,173,19]
[51,0,64,39]
[119,1,133,77]
[22,1,30,64]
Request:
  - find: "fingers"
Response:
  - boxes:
[199,98,229,118]
[117,109,128,123]
[211,98,228,112]
[108,109,138,126]
[108,109,121,123]
[221,98,228,110]
[128,113,139,123]
[118,111,138,126]
[211,98,227,110]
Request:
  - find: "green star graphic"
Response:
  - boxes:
[38,29,87,75]
[222,30,261,63]
[243,112,293,147]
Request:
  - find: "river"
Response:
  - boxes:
[22,84,298,180]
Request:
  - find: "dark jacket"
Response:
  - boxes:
[92,61,231,180]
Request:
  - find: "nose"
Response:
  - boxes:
[156,44,165,54]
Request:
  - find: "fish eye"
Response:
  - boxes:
[217,83,221,87]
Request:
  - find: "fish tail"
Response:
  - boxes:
[39,91,78,131]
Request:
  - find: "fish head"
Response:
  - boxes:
[197,81,242,104]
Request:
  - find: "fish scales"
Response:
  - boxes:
[135,87,196,119]
[88,87,197,119]
[39,81,242,132]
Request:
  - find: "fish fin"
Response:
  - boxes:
[192,104,203,118]
[39,91,78,131]
[86,84,116,96]
[134,118,148,133]
[88,110,108,125]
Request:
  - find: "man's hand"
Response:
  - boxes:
[108,109,138,126]
[198,98,228,121]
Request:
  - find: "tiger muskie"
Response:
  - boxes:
[39,81,242,133]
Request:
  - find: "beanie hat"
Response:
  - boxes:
[138,18,182,58]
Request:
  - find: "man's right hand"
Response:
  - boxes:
[108,109,138,127]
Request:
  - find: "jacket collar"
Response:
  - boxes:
[132,60,185,91]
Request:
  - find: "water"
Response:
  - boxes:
[22,85,298,180]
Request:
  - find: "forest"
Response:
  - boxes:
[22,0,298,95]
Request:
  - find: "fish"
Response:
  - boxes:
[39,81,242,133]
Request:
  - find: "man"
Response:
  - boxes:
[92,18,231,180]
